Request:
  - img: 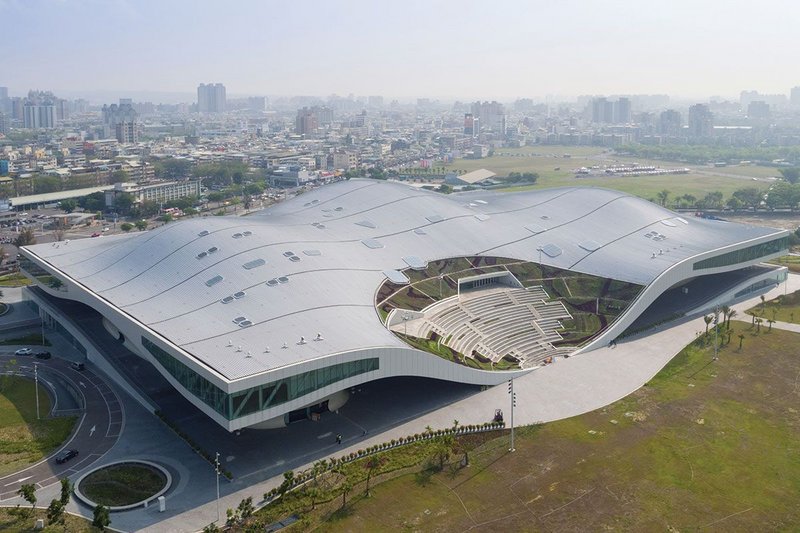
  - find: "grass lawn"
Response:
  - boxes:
[79,463,167,506]
[442,147,770,201]
[0,507,96,532]
[0,272,32,287]
[769,255,800,274]
[0,375,77,477]
[0,333,51,346]
[305,322,800,531]
[746,288,800,323]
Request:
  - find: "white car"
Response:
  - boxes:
[14,348,32,356]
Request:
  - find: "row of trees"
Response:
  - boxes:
[620,144,800,166]
[15,477,111,530]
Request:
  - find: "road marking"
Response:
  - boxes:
[89,425,96,437]
[4,475,32,487]
[79,381,86,388]
[317,432,333,439]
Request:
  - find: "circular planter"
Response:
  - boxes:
[74,460,172,512]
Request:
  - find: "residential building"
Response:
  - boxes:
[470,101,506,134]
[687,104,714,138]
[23,91,58,129]
[105,180,202,208]
[102,101,139,143]
[295,107,318,136]
[197,83,227,113]
[658,109,682,136]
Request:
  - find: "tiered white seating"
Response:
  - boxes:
[407,286,577,368]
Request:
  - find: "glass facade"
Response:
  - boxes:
[141,336,379,420]
[693,237,788,271]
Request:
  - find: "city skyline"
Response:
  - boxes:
[3,0,800,102]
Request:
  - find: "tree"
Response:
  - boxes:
[18,483,36,514]
[120,222,134,232]
[767,319,774,332]
[236,496,254,521]
[732,187,762,210]
[779,167,800,184]
[278,470,294,497]
[656,189,670,207]
[92,504,111,530]
[59,199,77,213]
[110,169,129,184]
[364,455,386,496]
[738,333,745,350]
[46,499,65,529]
[15,227,36,247]
[59,478,72,506]
[134,220,148,231]
[114,192,135,214]
[703,314,713,336]
[340,479,352,509]
[681,194,696,208]
[755,318,763,333]
[727,309,737,329]
[433,434,455,470]
[202,524,221,533]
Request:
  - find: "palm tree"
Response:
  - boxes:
[703,315,713,336]
[721,305,731,327]
[767,319,774,332]
[364,455,386,496]
[340,479,352,509]
[726,309,737,329]
[755,318,763,333]
[657,189,670,207]
[738,334,745,350]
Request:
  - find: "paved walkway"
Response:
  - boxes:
[137,274,800,533]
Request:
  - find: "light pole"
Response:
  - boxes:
[713,306,720,361]
[34,363,40,420]
[215,452,221,522]
[507,379,516,452]
[402,313,410,337]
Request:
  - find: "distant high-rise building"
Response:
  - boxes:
[0,87,8,115]
[464,113,476,136]
[687,104,713,138]
[614,97,631,123]
[591,97,630,124]
[246,96,266,113]
[368,95,384,107]
[197,83,226,113]
[470,101,506,135]
[313,106,334,125]
[791,86,800,108]
[747,100,770,120]
[0,112,8,135]
[295,107,318,136]
[22,90,57,129]
[102,101,138,143]
[658,109,682,136]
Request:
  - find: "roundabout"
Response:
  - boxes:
[74,460,172,511]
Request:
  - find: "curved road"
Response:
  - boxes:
[0,354,122,501]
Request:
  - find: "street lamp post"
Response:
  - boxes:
[215,452,221,522]
[713,306,720,361]
[402,314,410,337]
[508,379,516,452]
[34,363,40,420]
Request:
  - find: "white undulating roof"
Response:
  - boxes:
[26,179,783,381]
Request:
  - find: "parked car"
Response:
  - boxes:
[55,449,79,464]
[14,348,32,356]
[70,361,85,371]
[35,351,51,359]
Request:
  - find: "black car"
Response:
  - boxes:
[35,351,51,359]
[55,449,78,464]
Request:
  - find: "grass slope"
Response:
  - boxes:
[0,375,76,477]
[310,322,800,531]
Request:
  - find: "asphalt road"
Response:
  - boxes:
[0,354,123,501]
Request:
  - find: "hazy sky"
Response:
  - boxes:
[3,0,800,102]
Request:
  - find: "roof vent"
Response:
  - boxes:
[540,244,563,258]
[221,296,234,304]
[198,230,209,237]
[242,259,266,270]
[355,220,377,229]
[233,291,246,299]
[362,239,384,249]
[426,214,444,223]
[205,275,223,287]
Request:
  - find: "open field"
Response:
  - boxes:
[0,375,76,477]
[309,322,800,532]
[443,146,772,201]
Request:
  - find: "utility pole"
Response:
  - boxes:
[508,379,516,452]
